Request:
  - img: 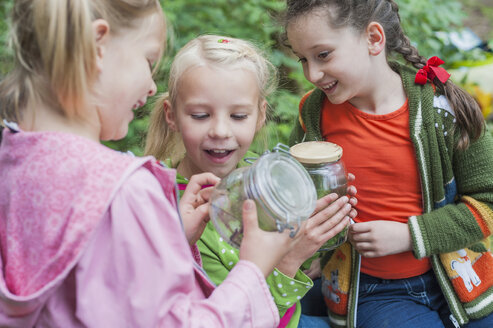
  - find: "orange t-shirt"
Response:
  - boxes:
[301,94,430,279]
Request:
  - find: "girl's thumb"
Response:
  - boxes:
[241,199,258,233]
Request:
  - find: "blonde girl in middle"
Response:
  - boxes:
[146,34,357,328]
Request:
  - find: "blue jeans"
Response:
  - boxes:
[298,314,330,328]
[357,270,493,328]
[300,278,328,316]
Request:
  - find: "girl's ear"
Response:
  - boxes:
[256,100,267,132]
[164,99,178,131]
[366,22,386,56]
[92,19,110,73]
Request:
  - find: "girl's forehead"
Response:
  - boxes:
[175,65,262,100]
[127,11,166,50]
[181,63,259,84]
[288,9,333,32]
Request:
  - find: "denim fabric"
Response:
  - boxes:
[300,278,328,317]
[298,314,330,328]
[357,270,457,328]
[357,270,493,328]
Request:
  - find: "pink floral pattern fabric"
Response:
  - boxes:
[0,129,143,296]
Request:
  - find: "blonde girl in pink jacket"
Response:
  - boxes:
[0,1,302,327]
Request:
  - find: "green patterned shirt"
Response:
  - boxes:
[171,153,313,327]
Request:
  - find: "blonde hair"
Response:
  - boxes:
[0,0,163,123]
[145,34,278,163]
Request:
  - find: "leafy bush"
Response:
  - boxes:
[0,0,485,154]
[0,1,13,79]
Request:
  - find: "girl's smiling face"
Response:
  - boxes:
[166,65,265,178]
[286,9,373,105]
[94,12,164,141]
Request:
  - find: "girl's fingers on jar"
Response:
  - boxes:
[313,193,339,214]
[349,208,358,219]
[321,215,350,241]
[241,199,261,231]
[183,173,220,200]
[193,186,215,207]
[327,197,350,219]
[200,185,215,199]
[313,196,349,223]
[347,185,357,197]
[320,203,351,232]
[347,173,355,182]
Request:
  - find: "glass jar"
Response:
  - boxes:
[209,151,317,248]
[290,141,348,251]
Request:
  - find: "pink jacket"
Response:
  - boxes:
[0,127,279,327]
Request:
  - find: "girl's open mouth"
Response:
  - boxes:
[205,149,233,159]
[322,80,338,93]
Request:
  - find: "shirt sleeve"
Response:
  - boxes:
[72,167,279,328]
[266,268,313,315]
[198,220,313,319]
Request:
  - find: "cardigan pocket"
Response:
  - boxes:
[321,242,352,316]
[439,241,493,304]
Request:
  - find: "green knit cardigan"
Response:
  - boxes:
[289,62,493,327]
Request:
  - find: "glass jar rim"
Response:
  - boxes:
[290,141,342,164]
[247,152,316,224]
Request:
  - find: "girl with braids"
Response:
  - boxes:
[284,0,493,327]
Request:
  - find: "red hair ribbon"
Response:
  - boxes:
[414,56,451,85]
[218,38,230,44]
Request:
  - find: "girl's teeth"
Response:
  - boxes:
[324,81,336,89]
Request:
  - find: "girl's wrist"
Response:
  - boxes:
[276,256,303,278]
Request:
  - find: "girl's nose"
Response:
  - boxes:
[209,117,232,139]
[305,62,324,84]
[148,80,157,97]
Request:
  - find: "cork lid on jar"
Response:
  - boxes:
[289,141,343,164]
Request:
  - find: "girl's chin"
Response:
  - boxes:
[203,159,237,178]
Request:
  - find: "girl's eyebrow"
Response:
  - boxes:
[183,101,211,109]
[182,102,257,110]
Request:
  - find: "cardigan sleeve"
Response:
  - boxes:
[72,167,279,327]
[288,91,315,146]
[288,117,306,146]
[409,125,493,259]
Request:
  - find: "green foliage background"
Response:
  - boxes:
[0,0,488,155]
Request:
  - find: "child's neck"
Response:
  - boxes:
[349,62,407,115]
[176,158,199,180]
[20,102,100,141]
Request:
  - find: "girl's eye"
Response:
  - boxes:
[231,114,248,120]
[318,51,330,60]
[297,57,307,64]
[191,113,209,120]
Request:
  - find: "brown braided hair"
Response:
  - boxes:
[283,0,484,149]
